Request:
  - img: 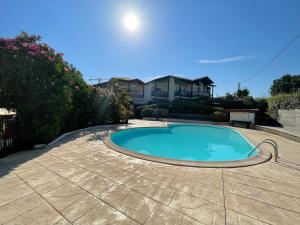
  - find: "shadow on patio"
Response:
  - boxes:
[0,123,133,179]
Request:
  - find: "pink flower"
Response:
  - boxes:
[48,56,55,62]
[28,51,37,56]
[59,52,64,57]
[75,86,80,90]
[28,44,40,52]
[5,43,16,50]
[64,67,70,72]
[22,42,29,47]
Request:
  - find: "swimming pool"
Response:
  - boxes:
[105,124,271,167]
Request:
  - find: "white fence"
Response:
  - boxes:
[0,138,13,151]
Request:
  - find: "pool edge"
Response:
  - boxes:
[103,125,272,168]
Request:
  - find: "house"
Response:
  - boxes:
[95,77,145,103]
[144,75,215,103]
[95,75,215,104]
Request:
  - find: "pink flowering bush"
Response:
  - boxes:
[0,32,96,148]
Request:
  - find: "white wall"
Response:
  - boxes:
[168,77,175,101]
[278,109,300,132]
[143,83,153,103]
[230,112,255,125]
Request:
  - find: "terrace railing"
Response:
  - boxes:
[0,138,13,151]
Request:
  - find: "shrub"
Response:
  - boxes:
[215,98,246,109]
[140,104,158,117]
[254,98,268,113]
[268,93,300,120]
[212,111,227,122]
[171,99,216,114]
[110,90,134,124]
[91,88,112,124]
[0,32,96,148]
[157,108,169,117]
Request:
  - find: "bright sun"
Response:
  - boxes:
[123,13,140,32]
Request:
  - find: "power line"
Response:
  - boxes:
[242,32,300,83]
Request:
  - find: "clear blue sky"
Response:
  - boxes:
[1,0,300,97]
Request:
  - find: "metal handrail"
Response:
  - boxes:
[248,139,279,161]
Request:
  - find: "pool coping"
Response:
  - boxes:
[103,124,272,168]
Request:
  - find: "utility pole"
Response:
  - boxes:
[238,82,240,91]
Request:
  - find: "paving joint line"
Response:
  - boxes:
[221,169,227,225]
[0,162,73,225]
[46,150,215,225]
[222,173,300,199]
[223,169,300,188]
[34,153,142,225]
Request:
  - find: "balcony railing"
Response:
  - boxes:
[151,90,169,98]
[174,90,210,98]
[193,91,210,97]
[174,90,192,97]
[0,138,13,151]
[130,91,144,98]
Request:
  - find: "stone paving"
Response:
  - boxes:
[0,119,300,225]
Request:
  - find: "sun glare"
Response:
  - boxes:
[123,13,140,32]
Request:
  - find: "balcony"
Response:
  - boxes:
[174,90,192,97]
[130,91,144,98]
[151,89,169,98]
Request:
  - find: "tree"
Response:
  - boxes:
[224,92,235,100]
[236,88,250,98]
[110,89,134,124]
[270,74,300,96]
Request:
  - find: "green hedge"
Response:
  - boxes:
[0,32,110,148]
[138,97,277,125]
[268,93,300,120]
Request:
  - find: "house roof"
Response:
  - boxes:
[107,77,144,84]
[93,77,144,88]
[225,109,259,113]
[94,75,214,86]
[193,76,214,85]
[145,75,214,85]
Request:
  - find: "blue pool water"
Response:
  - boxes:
[111,124,255,161]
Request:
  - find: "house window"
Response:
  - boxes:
[130,81,144,98]
[174,79,192,97]
[151,79,168,98]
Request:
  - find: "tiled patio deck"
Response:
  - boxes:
[0,119,299,225]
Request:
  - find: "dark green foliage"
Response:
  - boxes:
[270,74,300,96]
[0,32,100,148]
[254,98,268,113]
[171,99,216,114]
[140,104,158,117]
[212,111,227,122]
[268,94,300,120]
[236,88,250,98]
[224,93,235,101]
[91,89,112,124]
[139,104,168,118]
[110,90,134,124]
